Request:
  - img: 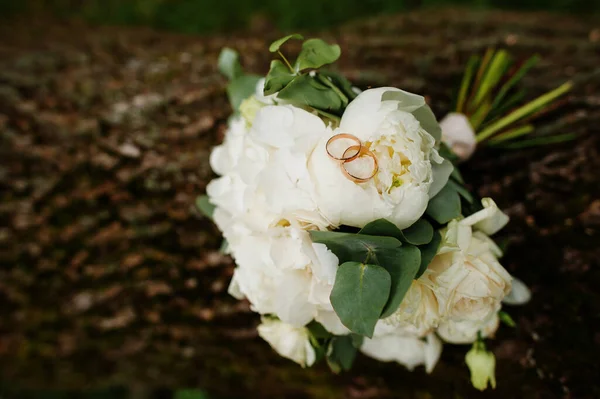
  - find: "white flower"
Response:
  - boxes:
[226,225,341,327]
[381,275,442,336]
[465,341,497,391]
[440,112,477,162]
[503,277,531,305]
[361,323,442,373]
[257,318,316,367]
[430,200,512,344]
[308,87,451,229]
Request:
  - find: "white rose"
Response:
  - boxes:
[308,87,452,229]
[381,275,443,337]
[257,318,316,367]
[361,323,442,373]
[439,112,477,162]
[430,201,512,344]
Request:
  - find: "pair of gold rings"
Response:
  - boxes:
[325,133,379,183]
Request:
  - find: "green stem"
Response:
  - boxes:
[317,73,349,106]
[278,50,295,73]
[476,81,572,142]
[456,56,479,113]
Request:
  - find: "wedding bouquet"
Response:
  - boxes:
[198,35,539,391]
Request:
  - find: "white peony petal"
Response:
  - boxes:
[257,318,316,367]
[424,333,443,373]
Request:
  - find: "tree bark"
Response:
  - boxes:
[0,9,599,398]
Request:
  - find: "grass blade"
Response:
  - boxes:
[490,55,540,111]
[487,124,534,144]
[472,49,511,108]
[456,55,480,113]
[477,81,572,141]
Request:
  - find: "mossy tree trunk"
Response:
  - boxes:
[0,9,599,398]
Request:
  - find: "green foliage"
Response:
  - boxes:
[295,39,341,71]
[217,48,243,80]
[277,74,346,114]
[216,48,262,111]
[426,183,462,224]
[377,245,421,318]
[269,33,304,52]
[326,335,358,373]
[309,230,402,264]
[195,195,215,220]
[329,262,391,337]
[264,60,296,94]
[416,230,441,278]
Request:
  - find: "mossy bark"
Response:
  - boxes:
[0,9,599,399]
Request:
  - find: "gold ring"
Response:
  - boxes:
[341,146,379,183]
[326,133,362,162]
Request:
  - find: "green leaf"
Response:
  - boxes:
[264,59,296,95]
[447,179,474,204]
[498,311,516,328]
[309,230,402,264]
[174,390,209,399]
[217,48,243,81]
[411,104,442,143]
[329,262,391,337]
[320,70,358,101]
[400,219,434,246]
[350,334,364,348]
[378,245,421,318]
[295,38,341,71]
[277,74,345,113]
[358,218,403,240]
[326,335,358,373]
[195,195,215,220]
[426,183,462,224]
[416,230,441,278]
[269,33,304,53]
[307,321,332,340]
[227,74,261,111]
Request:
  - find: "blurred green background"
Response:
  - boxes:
[0,0,598,33]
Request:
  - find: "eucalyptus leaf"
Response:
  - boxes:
[195,195,215,220]
[309,230,402,264]
[278,74,344,113]
[264,59,295,95]
[358,218,403,240]
[415,230,441,278]
[227,74,261,111]
[326,335,358,373]
[378,245,421,318]
[295,38,341,71]
[269,33,304,53]
[330,262,391,337]
[350,334,364,348]
[426,183,462,224]
[447,178,474,204]
[400,219,434,246]
[217,48,243,81]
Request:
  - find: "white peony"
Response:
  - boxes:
[361,322,442,373]
[308,87,452,229]
[439,112,477,162]
[429,199,512,344]
[227,225,341,327]
[257,318,316,367]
